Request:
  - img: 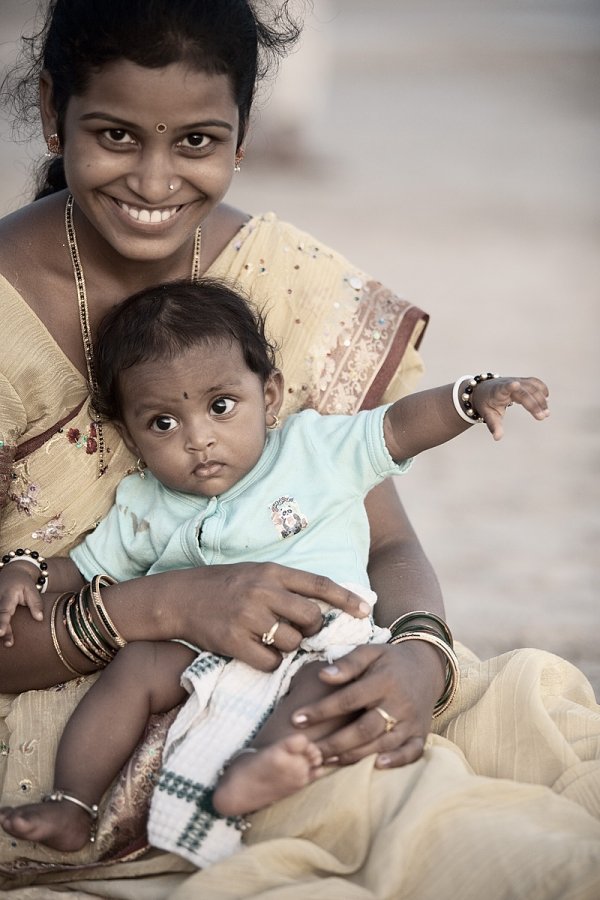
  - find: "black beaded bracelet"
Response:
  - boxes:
[452,372,499,423]
[0,548,49,593]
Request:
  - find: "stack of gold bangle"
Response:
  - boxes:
[89,575,127,650]
[50,593,86,677]
[387,610,460,717]
[50,575,127,676]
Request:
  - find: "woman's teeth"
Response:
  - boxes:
[118,201,179,223]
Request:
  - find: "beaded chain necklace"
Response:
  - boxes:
[64,193,202,476]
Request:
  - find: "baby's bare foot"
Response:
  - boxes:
[213,733,324,817]
[0,799,92,851]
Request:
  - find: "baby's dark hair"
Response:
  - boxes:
[93,278,278,422]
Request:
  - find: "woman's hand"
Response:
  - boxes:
[293,478,447,769]
[290,639,446,768]
[190,562,372,671]
[105,562,371,673]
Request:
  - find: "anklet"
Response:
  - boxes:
[42,790,99,843]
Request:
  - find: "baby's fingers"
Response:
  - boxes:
[481,377,549,441]
[506,377,550,420]
[0,608,15,645]
[0,587,43,644]
[25,589,45,623]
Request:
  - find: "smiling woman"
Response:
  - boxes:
[0,0,439,885]
[43,61,240,270]
[0,1,599,898]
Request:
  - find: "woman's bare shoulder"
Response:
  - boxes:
[0,192,68,284]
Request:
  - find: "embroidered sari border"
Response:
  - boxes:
[362,305,429,410]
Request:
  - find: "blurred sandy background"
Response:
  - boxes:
[1,0,598,693]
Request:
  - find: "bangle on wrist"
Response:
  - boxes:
[452,373,499,424]
[60,576,126,670]
[89,574,127,650]
[388,629,460,717]
[0,548,49,593]
[50,593,86,677]
[388,610,453,647]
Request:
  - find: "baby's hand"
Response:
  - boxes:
[472,376,549,441]
[0,564,45,647]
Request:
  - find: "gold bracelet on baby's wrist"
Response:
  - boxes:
[388,629,460,717]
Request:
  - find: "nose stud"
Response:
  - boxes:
[169,183,175,191]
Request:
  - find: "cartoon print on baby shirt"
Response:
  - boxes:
[269,496,308,539]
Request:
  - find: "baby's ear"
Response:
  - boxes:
[265,369,284,417]
[113,421,140,458]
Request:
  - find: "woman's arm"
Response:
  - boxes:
[294,374,549,767]
[290,480,448,768]
[0,562,371,693]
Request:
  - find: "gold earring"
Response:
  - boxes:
[234,148,245,172]
[45,133,61,157]
[135,458,146,479]
[267,413,280,430]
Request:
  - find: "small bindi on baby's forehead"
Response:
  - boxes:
[183,392,189,400]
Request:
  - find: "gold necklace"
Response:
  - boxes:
[64,194,202,476]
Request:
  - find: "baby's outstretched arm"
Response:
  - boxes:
[0,554,84,647]
[384,374,549,461]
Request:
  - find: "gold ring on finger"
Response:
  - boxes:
[261,621,280,646]
[374,706,398,734]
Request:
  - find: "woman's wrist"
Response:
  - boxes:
[387,609,458,715]
[99,568,205,644]
[391,637,447,706]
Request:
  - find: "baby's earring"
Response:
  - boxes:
[135,458,147,479]
[266,413,280,430]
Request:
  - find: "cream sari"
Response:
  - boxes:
[1,216,599,896]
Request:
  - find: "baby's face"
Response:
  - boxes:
[118,338,280,497]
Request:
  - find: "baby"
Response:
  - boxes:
[0,278,549,866]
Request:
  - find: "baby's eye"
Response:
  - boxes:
[151,415,178,432]
[178,133,211,151]
[211,397,235,416]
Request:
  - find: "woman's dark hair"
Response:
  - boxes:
[1,0,303,198]
[93,278,278,422]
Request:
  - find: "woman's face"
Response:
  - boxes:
[117,339,283,498]
[47,60,240,264]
